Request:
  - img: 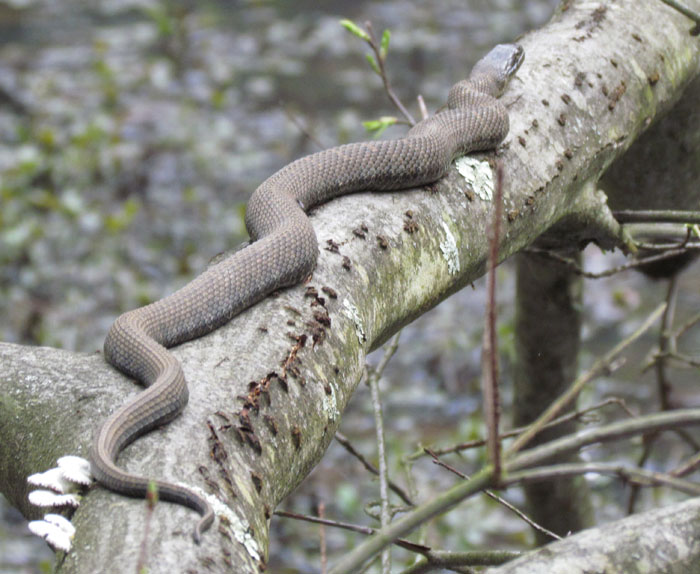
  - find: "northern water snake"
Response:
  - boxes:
[90,43,524,543]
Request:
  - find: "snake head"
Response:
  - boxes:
[470,43,525,95]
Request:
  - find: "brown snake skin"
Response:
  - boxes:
[90,43,524,543]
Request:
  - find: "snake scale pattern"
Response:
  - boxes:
[89,43,524,543]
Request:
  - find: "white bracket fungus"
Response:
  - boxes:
[26,455,92,552]
[28,513,76,553]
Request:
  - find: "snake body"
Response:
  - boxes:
[90,44,524,543]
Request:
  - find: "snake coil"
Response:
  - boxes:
[90,43,524,543]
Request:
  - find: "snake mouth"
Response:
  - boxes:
[506,44,525,77]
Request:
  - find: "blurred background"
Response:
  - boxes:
[1,0,698,572]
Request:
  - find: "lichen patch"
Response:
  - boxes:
[455,156,495,201]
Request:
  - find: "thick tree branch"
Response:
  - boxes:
[483,497,700,573]
[2,1,700,572]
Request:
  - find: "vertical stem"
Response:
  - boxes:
[368,371,391,573]
[656,277,679,410]
[481,162,504,480]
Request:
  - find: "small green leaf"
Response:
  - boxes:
[183,186,197,203]
[340,19,370,41]
[380,29,391,60]
[143,5,174,38]
[210,88,226,110]
[37,127,56,149]
[362,116,397,137]
[104,198,140,233]
[365,53,381,75]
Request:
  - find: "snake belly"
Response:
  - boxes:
[89,43,524,543]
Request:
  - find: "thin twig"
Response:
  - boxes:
[409,397,635,459]
[672,450,700,477]
[505,462,700,496]
[507,303,666,456]
[658,0,700,34]
[643,351,700,373]
[656,277,679,410]
[400,550,520,574]
[136,482,157,574]
[282,103,327,149]
[328,467,494,574]
[330,409,700,573]
[273,511,431,553]
[675,310,700,339]
[375,331,402,375]
[425,448,561,541]
[664,352,700,369]
[633,241,699,251]
[509,408,700,471]
[364,21,416,125]
[367,358,392,572]
[524,246,693,278]
[626,435,656,514]
[335,432,413,505]
[319,501,328,574]
[416,94,429,120]
[637,282,699,489]
[613,209,700,224]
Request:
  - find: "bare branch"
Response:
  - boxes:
[481,162,505,479]
[425,448,561,541]
[613,209,700,224]
[658,0,700,34]
[506,462,700,496]
[507,303,666,456]
[409,398,635,459]
[334,433,413,506]
[509,409,700,471]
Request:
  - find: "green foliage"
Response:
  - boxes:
[341,18,392,75]
[362,116,397,137]
[142,4,175,38]
[36,127,57,150]
[210,87,226,110]
[339,19,370,42]
[364,53,380,75]
[335,482,361,515]
[497,318,516,362]
[104,198,141,233]
[380,29,391,61]
[237,200,247,223]
[93,41,119,108]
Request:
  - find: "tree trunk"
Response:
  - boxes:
[513,249,594,543]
